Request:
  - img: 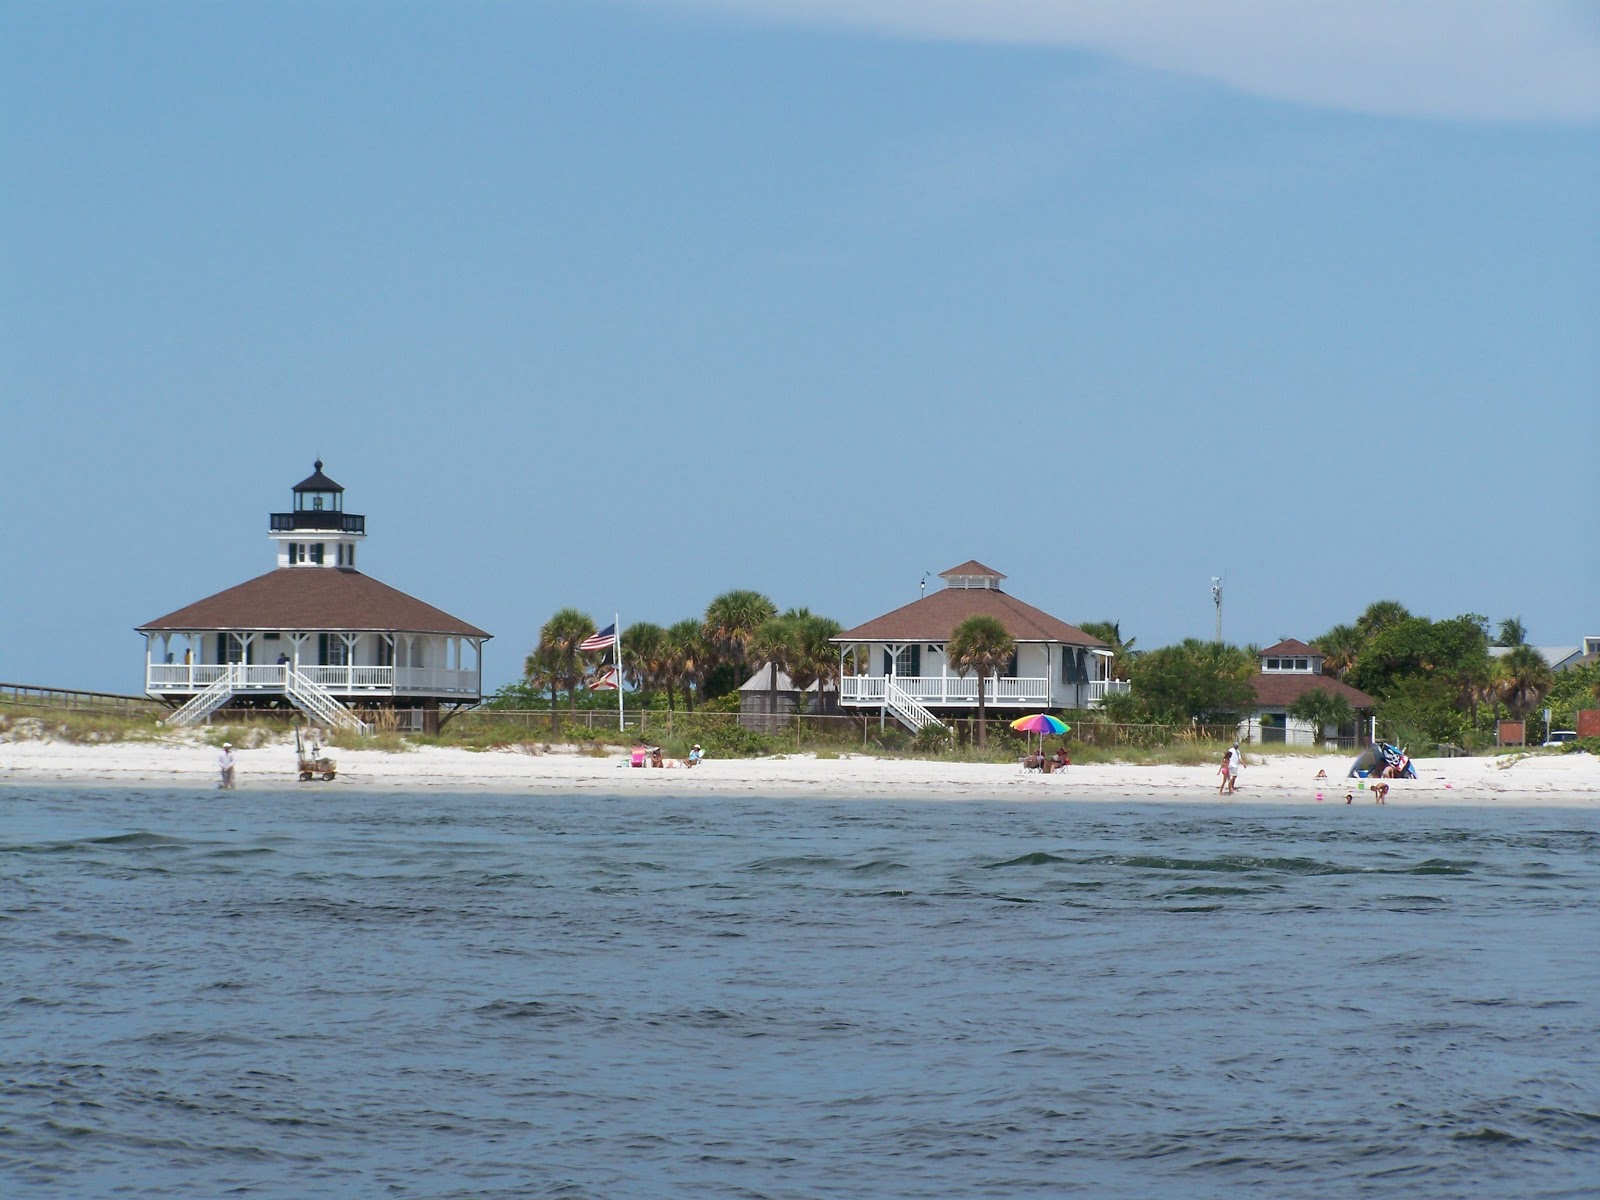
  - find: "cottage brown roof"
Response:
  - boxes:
[1250,674,1374,709]
[1260,638,1320,657]
[137,569,490,638]
[939,560,1005,581]
[835,588,1106,646]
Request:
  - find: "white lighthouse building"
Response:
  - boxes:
[137,462,490,732]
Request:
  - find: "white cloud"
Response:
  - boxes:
[667,0,1600,122]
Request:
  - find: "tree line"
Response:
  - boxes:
[502,594,1596,751]
[503,590,846,734]
[1098,602,1594,750]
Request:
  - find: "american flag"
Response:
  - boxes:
[579,623,616,653]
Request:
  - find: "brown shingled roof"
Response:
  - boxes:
[1260,638,1321,657]
[939,560,1005,580]
[137,569,490,638]
[834,588,1105,646]
[1250,674,1374,709]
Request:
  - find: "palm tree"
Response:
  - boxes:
[1356,599,1411,641]
[1494,644,1554,719]
[1288,688,1355,746]
[749,612,801,732]
[664,618,708,712]
[523,643,561,733]
[536,607,596,727]
[620,622,667,705]
[703,589,777,694]
[1312,623,1362,680]
[1079,620,1138,680]
[1452,657,1495,729]
[947,615,1013,749]
[1495,617,1528,648]
[788,611,844,715]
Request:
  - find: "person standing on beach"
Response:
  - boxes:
[1225,743,1242,794]
[1218,750,1231,795]
[218,743,237,790]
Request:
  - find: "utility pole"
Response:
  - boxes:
[1211,576,1223,643]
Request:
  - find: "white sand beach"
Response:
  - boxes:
[2,732,1595,806]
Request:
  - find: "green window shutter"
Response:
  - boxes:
[911,645,921,676]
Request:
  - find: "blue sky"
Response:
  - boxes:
[3,1,1596,695]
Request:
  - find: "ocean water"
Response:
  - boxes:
[2,786,1597,1200]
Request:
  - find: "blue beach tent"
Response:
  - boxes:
[1347,742,1416,779]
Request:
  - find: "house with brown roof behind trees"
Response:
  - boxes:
[1240,639,1374,747]
[831,561,1124,733]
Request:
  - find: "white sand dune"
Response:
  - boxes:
[2,733,1596,806]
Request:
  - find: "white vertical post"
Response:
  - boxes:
[615,613,624,733]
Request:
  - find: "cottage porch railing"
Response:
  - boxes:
[146,663,479,696]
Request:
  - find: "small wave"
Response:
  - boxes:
[1403,859,1474,875]
[474,999,591,1025]
[51,930,131,946]
[1450,1126,1528,1145]
[984,851,1069,869]
[745,855,855,872]
[86,832,188,848]
[849,859,909,874]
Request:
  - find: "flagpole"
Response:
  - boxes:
[615,612,624,733]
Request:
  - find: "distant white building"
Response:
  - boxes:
[137,462,490,732]
[1488,636,1599,672]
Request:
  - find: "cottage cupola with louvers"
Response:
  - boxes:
[270,460,366,569]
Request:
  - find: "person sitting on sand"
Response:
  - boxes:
[650,746,664,768]
[1022,752,1045,772]
[1052,746,1070,771]
[687,744,702,767]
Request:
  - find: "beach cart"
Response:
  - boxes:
[294,723,337,782]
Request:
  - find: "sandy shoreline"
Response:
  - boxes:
[2,733,1596,806]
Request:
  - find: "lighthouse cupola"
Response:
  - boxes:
[269,460,367,569]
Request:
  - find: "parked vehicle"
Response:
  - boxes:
[1542,730,1578,747]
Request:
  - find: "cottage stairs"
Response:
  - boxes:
[165,668,240,728]
[884,679,941,734]
[163,664,368,734]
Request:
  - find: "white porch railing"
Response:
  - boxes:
[147,663,480,697]
[393,667,479,695]
[840,675,1051,706]
[1085,680,1131,703]
[840,675,1129,709]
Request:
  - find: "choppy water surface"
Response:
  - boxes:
[2,786,1597,1199]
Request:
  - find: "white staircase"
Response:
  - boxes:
[884,679,942,734]
[165,666,241,728]
[286,669,368,734]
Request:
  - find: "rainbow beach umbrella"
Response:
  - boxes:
[1011,712,1069,751]
[1010,713,1070,736]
